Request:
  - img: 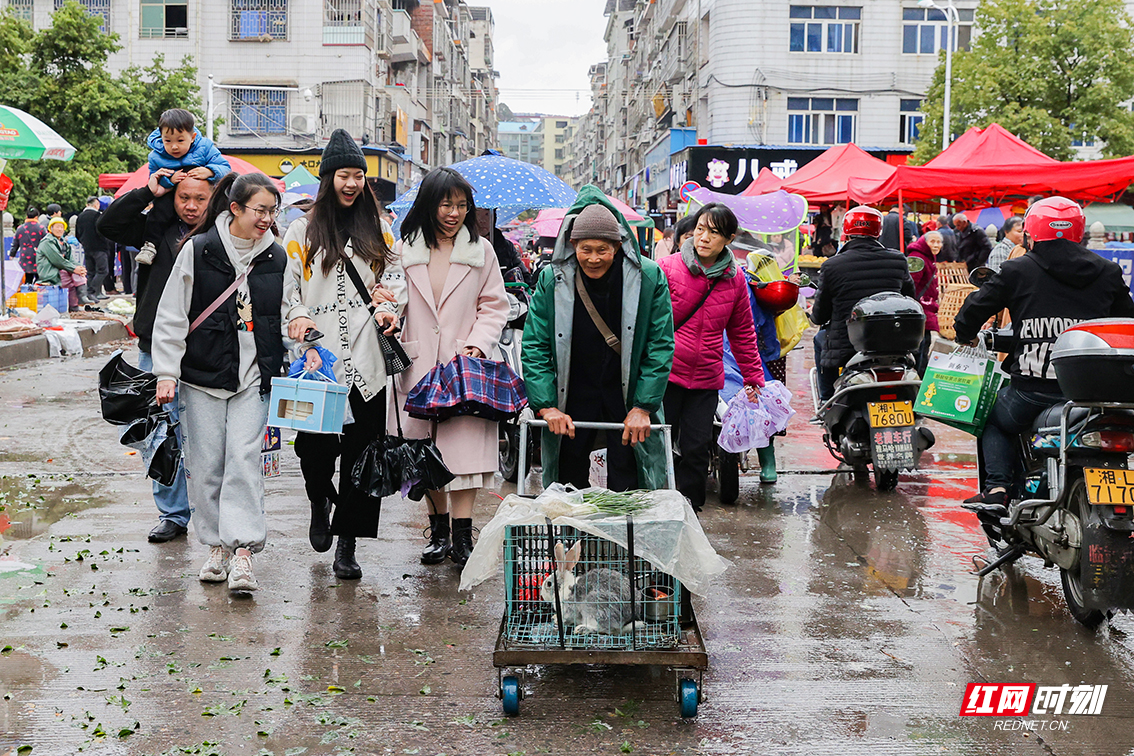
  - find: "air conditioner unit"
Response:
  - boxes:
[291,114,317,134]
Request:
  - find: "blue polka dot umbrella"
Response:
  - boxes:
[388,155,578,235]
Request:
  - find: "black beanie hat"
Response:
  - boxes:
[320,129,367,177]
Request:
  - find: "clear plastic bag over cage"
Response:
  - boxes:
[503,524,684,650]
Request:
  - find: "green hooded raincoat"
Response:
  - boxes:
[521,185,675,489]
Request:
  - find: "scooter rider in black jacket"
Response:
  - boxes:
[811,206,916,402]
[954,197,1134,510]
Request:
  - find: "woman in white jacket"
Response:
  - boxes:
[283,129,407,581]
[153,172,288,593]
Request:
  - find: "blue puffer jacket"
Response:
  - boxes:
[722,286,780,401]
[147,128,231,189]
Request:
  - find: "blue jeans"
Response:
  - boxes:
[138,351,191,526]
[981,383,1064,491]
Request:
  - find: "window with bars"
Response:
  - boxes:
[323,0,365,45]
[899,99,923,144]
[230,0,287,40]
[789,6,860,54]
[229,88,288,134]
[140,0,188,38]
[54,0,110,32]
[7,0,33,22]
[787,97,857,145]
[902,7,973,54]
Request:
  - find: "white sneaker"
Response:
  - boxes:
[135,241,157,265]
[199,545,229,583]
[227,548,258,591]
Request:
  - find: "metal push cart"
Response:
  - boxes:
[492,419,709,717]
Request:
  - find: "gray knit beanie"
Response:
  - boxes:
[570,204,622,243]
[320,128,367,177]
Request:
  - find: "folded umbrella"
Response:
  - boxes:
[99,350,158,425]
[405,355,526,423]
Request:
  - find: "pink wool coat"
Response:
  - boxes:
[391,232,510,476]
[659,251,764,390]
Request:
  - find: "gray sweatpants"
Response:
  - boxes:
[179,384,269,553]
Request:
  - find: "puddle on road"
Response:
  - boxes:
[0,473,108,540]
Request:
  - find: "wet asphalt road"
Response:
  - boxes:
[3,342,1134,755]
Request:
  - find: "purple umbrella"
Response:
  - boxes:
[686,188,809,234]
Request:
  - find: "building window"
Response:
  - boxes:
[555,134,565,144]
[787,97,857,144]
[323,0,365,45]
[554,148,564,160]
[230,0,287,41]
[902,7,973,54]
[7,0,33,22]
[789,6,860,54]
[899,99,923,144]
[556,120,568,128]
[229,88,288,134]
[140,0,188,38]
[54,0,110,32]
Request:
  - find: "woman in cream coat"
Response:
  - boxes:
[395,167,509,569]
[283,129,407,581]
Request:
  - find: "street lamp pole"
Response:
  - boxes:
[919,0,958,213]
[206,74,214,143]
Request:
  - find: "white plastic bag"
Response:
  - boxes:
[717,379,795,453]
[588,449,607,488]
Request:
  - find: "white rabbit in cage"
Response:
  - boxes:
[540,541,642,635]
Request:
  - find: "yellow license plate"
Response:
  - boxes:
[868,401,915,428]
[1084,468,1134,505]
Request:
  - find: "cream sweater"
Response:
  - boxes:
[282,216,407,402]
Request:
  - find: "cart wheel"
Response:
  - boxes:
[679,678,699,718]
[502,675,521,716]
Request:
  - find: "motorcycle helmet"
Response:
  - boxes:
[1024,196,1085,242]
[842,206,883,238]
[750,278,800,315]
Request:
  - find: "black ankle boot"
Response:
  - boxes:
[450,518,474,568]
[333,536,361,580]
[309,498,333,553]
[421,513,451,565]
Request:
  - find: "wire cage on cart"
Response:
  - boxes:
[502,523,684,651]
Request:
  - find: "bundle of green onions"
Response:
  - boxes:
[581,490,653,517]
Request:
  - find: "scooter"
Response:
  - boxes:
[810,292,935,490]
[498,279,536,482]
[965,309,1134,627]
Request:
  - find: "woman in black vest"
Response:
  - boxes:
[152,172,287,594]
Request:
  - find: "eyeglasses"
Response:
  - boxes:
[439,202,469,213]
[239,204,281,220]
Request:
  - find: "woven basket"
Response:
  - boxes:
[937,262,972,288]
[937,285,977,340]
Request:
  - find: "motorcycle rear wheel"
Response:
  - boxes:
[1059,477,1108,629]
[500,424,520,483]
[873,467,899,491]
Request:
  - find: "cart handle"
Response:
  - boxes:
[517,418,676,495]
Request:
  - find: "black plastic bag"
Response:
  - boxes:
[99,351,158,425]
[146,424,181,487]
[351,435,455,502]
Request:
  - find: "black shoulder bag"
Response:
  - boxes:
[342,258,412,376]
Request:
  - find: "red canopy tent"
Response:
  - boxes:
[848,122,1134,208]
[101,156,283,198]
[740,167,784,196]
[779,143,897,204]
[923,123,1058,169]
[848,155,1134,207]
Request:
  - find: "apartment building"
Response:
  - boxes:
[497,114,577,181]
[573,0,982,213]
[5,0,498,197]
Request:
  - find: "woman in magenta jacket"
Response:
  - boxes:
[659,203,764,511]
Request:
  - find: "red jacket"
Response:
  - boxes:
[906,236,939,332]
[659,251,764,390]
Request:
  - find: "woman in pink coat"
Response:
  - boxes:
[659,203,764,511]
[394,168,509,568]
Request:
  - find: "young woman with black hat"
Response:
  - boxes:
[283,129,407,580]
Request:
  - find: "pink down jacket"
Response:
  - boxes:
[659,253,764,391]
